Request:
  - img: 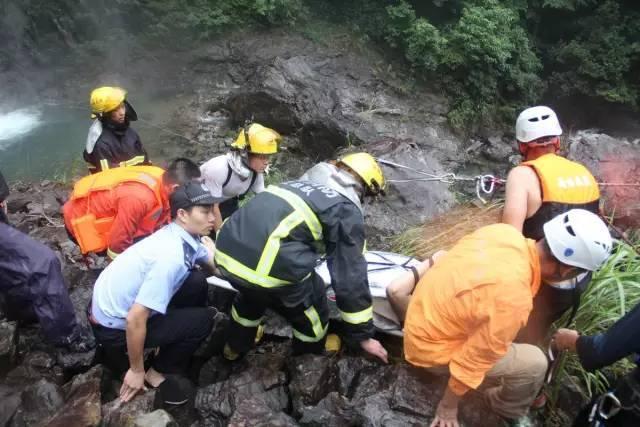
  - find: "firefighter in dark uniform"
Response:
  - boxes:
[214,152,389,363]
[83,86,150,173]
[503,106,601,345]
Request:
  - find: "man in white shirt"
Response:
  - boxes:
[90,182,220,405]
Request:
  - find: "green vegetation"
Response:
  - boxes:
[3,0,639,130]
[555,240,640,397]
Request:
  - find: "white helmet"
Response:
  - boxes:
[515,106,563,143]
[543,209,613,271]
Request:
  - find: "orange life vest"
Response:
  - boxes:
[67,166,166,254]
[522,153,600,240]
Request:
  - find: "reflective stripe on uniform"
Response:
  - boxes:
[119,155,147,167]
[293,306,328,342]
[215,185,324,288]
[215,249,292,288]
[106,248,120,260]
[265,186,322,240]
[231,305,263,328]
[339,306,373,325]
[100,159,110,171]
[257,211,304,277]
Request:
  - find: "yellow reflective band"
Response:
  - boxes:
[362,239,367,254]
[106,248,120,260]
[265,186,322,241]
[119,155,147,167]
[304,306,325,339]
[256,211,304,277]
[214,249,292,288]
[293,307,328,343]
[339,306,373,325]
[100,159,110,170]
[231,306,263,328]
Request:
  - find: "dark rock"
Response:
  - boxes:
[389,365,443,419]
[15,325,54,358]
[299,120,348,160]
[298,392,357,427]
[198,356,234,387]
[335,356,390,399]
[193,310,229,360]
[45,365,103,427]
[287,354,338,416]
[227,397,298,427]
[56,347,96,375]
[101,390,157,427]
[4,351,62,388]
[227,90,300,134]
[0,385,21,427]
[458,391,508,427]
[195,367,288,420]
[133,409,177,427]
[364,140,457,247]
[355,390,426,427]
[5,193,32,214]
[262,310,292,339]
[0,320,18,373]
[12,379,64,426]
[196,342,289,423]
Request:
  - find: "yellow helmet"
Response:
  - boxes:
[90,86,126,118]
[231,123,281,155]
[339,152,386,195]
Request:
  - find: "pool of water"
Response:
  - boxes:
[0,96,191,181]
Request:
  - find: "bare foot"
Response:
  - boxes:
[144,367,166,388]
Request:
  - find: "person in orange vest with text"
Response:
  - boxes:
[502,106,601,345]
[63,158,201,260]
[403,210,612,426]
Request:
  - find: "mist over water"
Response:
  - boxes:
[0,108,43,145]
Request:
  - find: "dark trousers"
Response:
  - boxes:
[516,272,592,345]
[0,222,78,345]
[219,197,239,220]
[92,270,213,375]
[227,272,329,355]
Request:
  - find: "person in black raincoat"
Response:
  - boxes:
[0,170,93,351]
[83,86,149,173]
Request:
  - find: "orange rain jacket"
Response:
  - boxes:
[404,224,542,396]
[63,167,169,259]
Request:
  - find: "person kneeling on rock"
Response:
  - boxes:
[89,182,221,405]
[200,122,281,235]
[214,153,389,363]
[0,169,94,352]
[401,210,612,426]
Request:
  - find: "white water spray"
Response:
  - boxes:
[0,107,43,147]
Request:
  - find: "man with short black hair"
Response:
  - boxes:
[90,181,220,405]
